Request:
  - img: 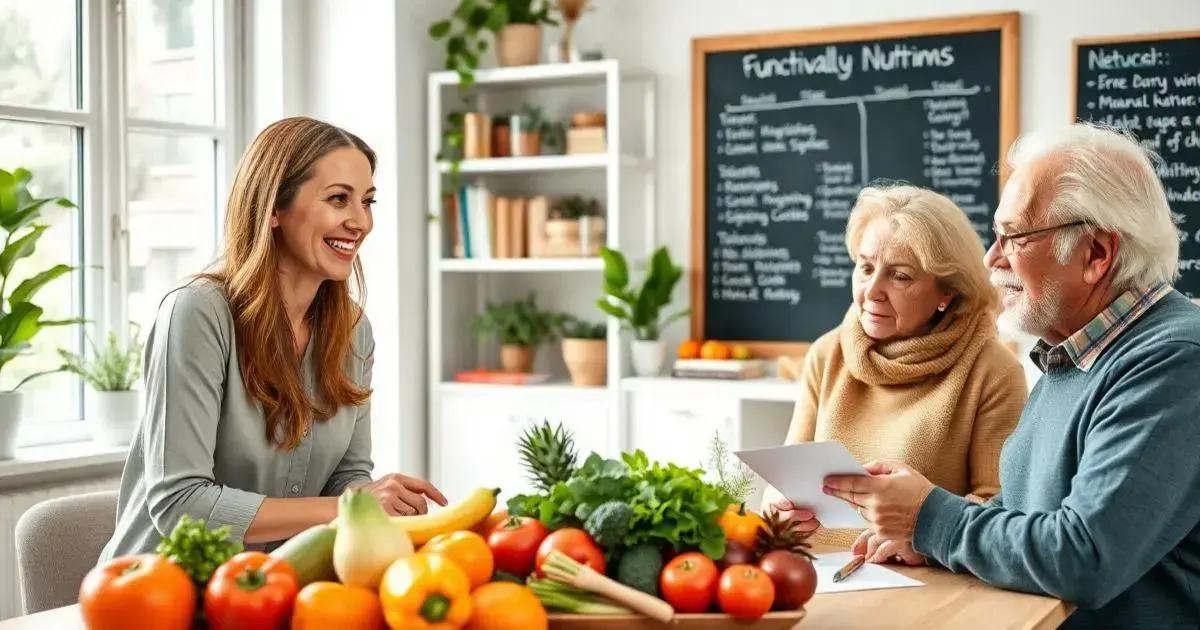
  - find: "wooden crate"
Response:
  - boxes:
[548,610,805,629]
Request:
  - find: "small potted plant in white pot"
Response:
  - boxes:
[59,328,143,446]
[471,293,564,373]
[560,316,606,386]
[0,167,80,459]
[597,246,689,377]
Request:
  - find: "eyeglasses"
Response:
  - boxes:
[992,220,1088,256]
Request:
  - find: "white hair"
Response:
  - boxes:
[1006,122,1179,290]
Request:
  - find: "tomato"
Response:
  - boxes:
[487,516,549,578]
[422,530,494,589]
[79,554,195,630]
[717,564,775,620]
[718,504,766,551]
[204,551,298,630]
[758,550,816,610]
[535,528,605,576]
[659,552,719,614]
[291,582,386,630]
[464,582,547,630]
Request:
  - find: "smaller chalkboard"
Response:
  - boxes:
[1073,31,1200,298]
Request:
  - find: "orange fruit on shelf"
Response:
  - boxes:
[421,531,495,590]
[701,340,731,360]
[732,344,752,360]
[678,340,702,359]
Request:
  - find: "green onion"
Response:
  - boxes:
[528,578,633,615]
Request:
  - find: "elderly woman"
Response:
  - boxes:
[764,184,1027,562]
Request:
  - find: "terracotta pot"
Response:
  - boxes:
[513,130,541,156]
[500,344,536,373]
[496,24,542,67]
[562,338,607,386]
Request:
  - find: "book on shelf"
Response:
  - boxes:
[443,192,463,258]
[496,196,511,258]
[453,370,551,385]
[670,359,766,380]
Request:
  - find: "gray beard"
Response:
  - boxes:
[997,279,1063,338]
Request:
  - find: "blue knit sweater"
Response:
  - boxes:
[913,290,1200,628]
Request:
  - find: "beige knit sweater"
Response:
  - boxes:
[783,305,1027,548]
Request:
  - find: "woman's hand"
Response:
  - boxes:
[357,474,448,516]
[851,530,926,566]
[761,485,821,534]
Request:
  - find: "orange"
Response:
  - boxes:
[731,344,752,360]
[701,340,731,360]
[677,339,702,359]
[291,582,386,630]
[465,582,547,630]
[421,531,495,589]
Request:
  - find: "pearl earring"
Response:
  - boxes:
[937,303,948,312]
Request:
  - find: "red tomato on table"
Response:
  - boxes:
[487,516,549,578]
[204,551,298,630]
[535,528,606,576]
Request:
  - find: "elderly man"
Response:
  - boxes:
[825,123,1200,628]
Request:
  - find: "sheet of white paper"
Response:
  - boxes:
[813,552,925,594]
[734,441,868,528]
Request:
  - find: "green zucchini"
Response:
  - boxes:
[270,524,337,586]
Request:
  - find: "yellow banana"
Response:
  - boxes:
[393,487,499,545]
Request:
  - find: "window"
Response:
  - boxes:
[0,0,239,446]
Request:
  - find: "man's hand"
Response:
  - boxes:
[823,459,936,540]
[358,473,448,516]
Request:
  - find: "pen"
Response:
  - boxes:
[832,555,866,583]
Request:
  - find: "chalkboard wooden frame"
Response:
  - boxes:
[1071,30,1200,303]
[690,12,1020,358]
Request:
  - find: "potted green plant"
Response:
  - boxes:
[59,328,143,446]
[0,167,81,458]
[510,103,546,156]
[429,0,558,86]
[471,293,564,373]
[596,246,689,377]
[544,195,604,257]
[560,316,606,386]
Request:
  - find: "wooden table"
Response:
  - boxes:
[0,565,1072,629]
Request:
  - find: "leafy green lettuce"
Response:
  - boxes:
[508,450,732,559]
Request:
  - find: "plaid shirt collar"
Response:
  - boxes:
[1030,283,1173,373]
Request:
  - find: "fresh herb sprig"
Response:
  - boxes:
[155,514,243,584]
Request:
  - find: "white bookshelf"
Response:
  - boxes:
[426,60,656,500]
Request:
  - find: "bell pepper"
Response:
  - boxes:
[379,553,472,629]
[204,551,299,630]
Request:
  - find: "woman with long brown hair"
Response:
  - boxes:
[101,117,443,558]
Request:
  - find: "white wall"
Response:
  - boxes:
[249,0,447,477]
[573,0,1200,361]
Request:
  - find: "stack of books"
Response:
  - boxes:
[671,359,766,380]
[444,186,547,259]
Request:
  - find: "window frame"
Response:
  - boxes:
[0,0,243,447]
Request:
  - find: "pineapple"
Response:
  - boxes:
[517,420,578,491]
[757,509,816,560]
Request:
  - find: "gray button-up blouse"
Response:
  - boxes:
[100,280,375,561]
